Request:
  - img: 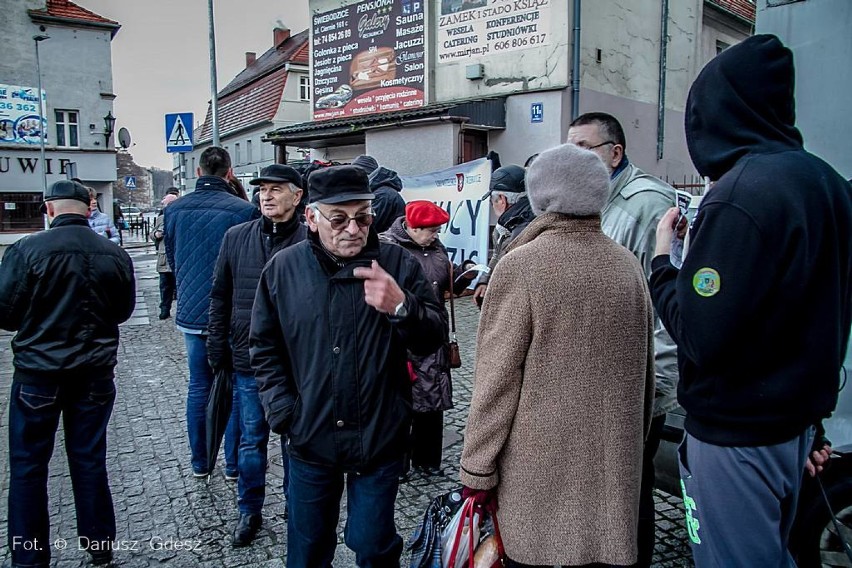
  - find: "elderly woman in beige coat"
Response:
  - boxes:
[459,143,655,567]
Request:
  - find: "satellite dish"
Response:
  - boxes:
[117,127,132,149]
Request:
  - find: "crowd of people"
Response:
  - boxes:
[1,33,851,568]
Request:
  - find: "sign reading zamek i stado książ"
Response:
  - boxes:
[0,84,48,145]
[437,0,551,63]
[311,0,426,121]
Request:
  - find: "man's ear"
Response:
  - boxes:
[305,207,318,232]
[610,144,624,170]
[293,189,304,206]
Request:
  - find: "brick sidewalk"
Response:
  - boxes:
[0,244,693,567]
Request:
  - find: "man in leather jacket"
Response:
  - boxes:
[0,180,135,567]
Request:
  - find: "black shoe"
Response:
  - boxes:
[232,513,262,547]
[158,310,170,320]
[90,550,113,566]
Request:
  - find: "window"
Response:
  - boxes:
[235,143,241,165]
[716,40,730,55]
[299,75,311,101]
[246,139,253,163]
[55,110,79,147]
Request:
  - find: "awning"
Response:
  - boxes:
[264,97,506,149]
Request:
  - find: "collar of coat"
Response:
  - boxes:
[50,214,89,229]
[261,214,301,239]
[505,213,601,255]
[308,228,381,277]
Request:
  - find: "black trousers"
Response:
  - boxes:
[637,413,668,568]
[410,410,443,469]
[158,272,176,314]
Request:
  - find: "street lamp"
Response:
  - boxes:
[33,34,50,194]
[103,111,115,146]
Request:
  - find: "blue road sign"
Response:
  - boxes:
[165,113,193,153]
[531,102,544,123]
[124,176,136,190]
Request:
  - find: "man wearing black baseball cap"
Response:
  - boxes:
[207,163,307,547]
[250,165,447,566]
[473,164,535,306]
[1,180,136,567]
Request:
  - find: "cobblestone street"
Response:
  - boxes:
[0,236,693,567]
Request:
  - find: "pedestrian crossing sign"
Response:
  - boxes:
[124,176,136,190]
[165,113,193,153]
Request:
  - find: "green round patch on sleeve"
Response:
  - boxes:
[693,268,721,297]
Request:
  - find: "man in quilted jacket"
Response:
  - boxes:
[164,147,259,479]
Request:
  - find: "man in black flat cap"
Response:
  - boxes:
[249,165,447,567]
[208,164,308,547]
[0,180,136,567]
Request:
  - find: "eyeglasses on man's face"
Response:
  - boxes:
[575,140,617,151]
[314,207,374,231]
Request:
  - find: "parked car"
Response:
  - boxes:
[654,330,852,567]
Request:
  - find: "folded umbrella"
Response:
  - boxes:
[205,367,234,480]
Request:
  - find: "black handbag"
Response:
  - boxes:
[448,262,462,369]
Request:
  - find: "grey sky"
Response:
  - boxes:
[81,0,309,170]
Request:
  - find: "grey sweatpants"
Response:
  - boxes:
[678,427,815,568]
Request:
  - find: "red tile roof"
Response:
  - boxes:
[292,43,309,65]
[198,68,289,142]
[196,30,308,144]
[29,0,120,35]
[707,0,755,24]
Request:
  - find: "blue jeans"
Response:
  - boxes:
[286,456,403,568]
[184,333,239,475]
[8,379,116,568]
[235,372,269,513]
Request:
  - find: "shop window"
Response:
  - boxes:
[55,110,79,147]
[0,193,44,232]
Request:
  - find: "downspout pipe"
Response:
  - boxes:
[656,0,669,160]
[571,0,581,120]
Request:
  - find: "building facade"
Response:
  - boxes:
[266,0,753,181]
[0,0,120,243]
[174,27,311,193]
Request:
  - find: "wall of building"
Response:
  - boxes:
[366,122,459,176]
[756,0,851,178]
[0,1,117,238]
[489,90,567,167]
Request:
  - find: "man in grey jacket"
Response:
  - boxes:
[568,112,678,567]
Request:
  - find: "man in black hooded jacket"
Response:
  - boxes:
[651,35,852,566]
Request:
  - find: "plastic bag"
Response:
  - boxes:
[441,498,480,568]
[408,489,465,568]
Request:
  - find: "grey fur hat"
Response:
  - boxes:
[526,143,610,216]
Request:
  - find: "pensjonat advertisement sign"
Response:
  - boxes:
[311,0,427,121]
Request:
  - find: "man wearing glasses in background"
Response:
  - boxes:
[567,112,678,568]
[249,165,447,567]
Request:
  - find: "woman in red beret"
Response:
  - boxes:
[381,200,475,477]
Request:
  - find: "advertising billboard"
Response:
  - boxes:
[0,84,47,145]
[312,0,427,121]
